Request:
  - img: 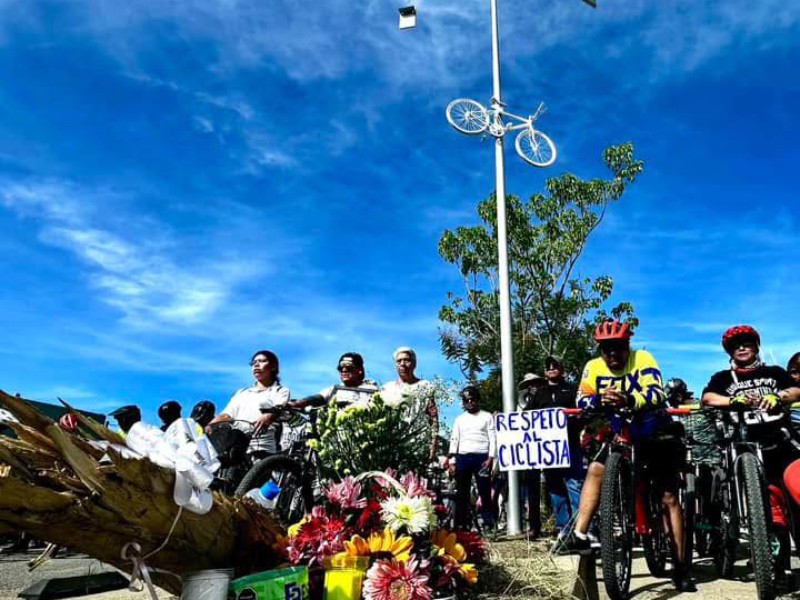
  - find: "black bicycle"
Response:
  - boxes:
[564,406,687,600]
[232,405,320,524]
[709,406,782,600]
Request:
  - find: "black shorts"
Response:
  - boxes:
[586,435,684,494]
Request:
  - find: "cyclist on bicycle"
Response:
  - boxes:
[560,321,692,590]
[702,325,800,573]
[209,349,290,459]
[291,352,378,409]
[702,325,800,413]
[665,378,694,407]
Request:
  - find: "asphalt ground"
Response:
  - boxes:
[0,550,173,600]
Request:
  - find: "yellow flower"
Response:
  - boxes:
[287,516,308,538]
[431,530,467,562]
[458,561,478,584]
[335,527,413,563]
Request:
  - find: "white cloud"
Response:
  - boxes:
[1,179,265,329]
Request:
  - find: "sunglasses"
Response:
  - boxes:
[338,365,359,373]
[733,342,758,350]
[789,369,800,376]
[599,342,628,354]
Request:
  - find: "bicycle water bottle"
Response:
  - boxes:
[244,480,281,510]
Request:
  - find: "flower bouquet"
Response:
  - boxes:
[313,395,433,480]
[286,470,488,600]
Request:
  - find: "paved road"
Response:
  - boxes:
[0,551,172,600]
[554,548,800,599]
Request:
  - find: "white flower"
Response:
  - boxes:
[380,496,435,534]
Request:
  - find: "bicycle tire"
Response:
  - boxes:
[600,452,634,600]
[683,470,696,573]
[235,455,312,525]
[446,99,489,136]
[515,128,557,168]
[712,469,737,578]
[642,511,669,577]
[740,452,777,600]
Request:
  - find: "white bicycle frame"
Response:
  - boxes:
[487,100,546,137]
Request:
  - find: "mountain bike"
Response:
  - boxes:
[565,406,687,600]
[233,405,321,525]
[446,98,557,168]
[707,406,784,600]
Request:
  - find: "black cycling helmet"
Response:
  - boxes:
[190,400,216,428]
[158,400,182,425]
[110,404,141,433]
[666,378,688,396]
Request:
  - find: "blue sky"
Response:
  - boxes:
[0,0,798,426]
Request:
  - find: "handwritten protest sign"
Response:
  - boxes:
[495,408,570,471]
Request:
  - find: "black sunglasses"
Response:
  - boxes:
[599,341,629,354]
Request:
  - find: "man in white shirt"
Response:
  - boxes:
[448,385,497,530]
[381,347,439,461]
[210,350,290,458]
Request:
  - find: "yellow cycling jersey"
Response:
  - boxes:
[577,349,666,411]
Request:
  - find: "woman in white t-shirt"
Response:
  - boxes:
[210,349,290,457]
[381,346,439,461]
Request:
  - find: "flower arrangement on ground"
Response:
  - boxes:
[286,471,488,600]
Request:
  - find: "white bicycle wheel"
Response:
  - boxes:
[446,98,490,136]
[515,128,557,168]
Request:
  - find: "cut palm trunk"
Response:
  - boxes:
[0,391,287,595]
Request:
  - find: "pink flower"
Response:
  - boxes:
[324,476,367,510]
[363,558,433,600]
[399,472,436,500]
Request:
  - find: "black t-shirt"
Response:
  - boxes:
[532,381,578,410]
[703,365,795,398]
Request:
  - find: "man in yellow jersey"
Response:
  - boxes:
[558,320,693,592]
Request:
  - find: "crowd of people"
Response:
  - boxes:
[447,320,800,594]
[94,320,800,594]
[107,346,440,462]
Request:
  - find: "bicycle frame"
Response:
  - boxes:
[488,101,546,134]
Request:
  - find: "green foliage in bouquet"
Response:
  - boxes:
[314,394,432,480]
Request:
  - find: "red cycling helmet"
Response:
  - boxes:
[58,412,79,432]
[594,320,633,342]
[721,325,760,353]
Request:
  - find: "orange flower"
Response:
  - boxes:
[431,530,466,562]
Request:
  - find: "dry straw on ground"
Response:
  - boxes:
[474,538,578,600]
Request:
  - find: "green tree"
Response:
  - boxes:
[437,143,643,410]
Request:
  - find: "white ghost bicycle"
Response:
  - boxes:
[446,98,557,168]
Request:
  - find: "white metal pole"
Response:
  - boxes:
[489,0,522,537]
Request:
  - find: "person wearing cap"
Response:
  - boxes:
[292,352,379,409]
[381,347,439,461]
[517,372,547,537]
[210,349,290,459]
[533,356,582,539]
[448,385,497,531]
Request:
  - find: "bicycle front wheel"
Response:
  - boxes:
[740,452,777,600]
[515,129,557,168]
[236,455,312,525]
[600,452,634,600]
[446,99,489,135]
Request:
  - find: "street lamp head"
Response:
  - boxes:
[399,5,417,30]
[581,0,597,7]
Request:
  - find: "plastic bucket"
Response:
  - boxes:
[181,568,235,600]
